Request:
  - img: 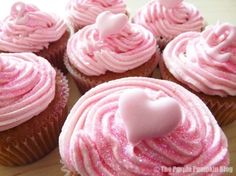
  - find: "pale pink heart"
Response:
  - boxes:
[118,89,182,145]
[96,11,128,39]
[159,0,183,8]
[11,2,26,17]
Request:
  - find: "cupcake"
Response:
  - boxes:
[0,52,69,166]
[65,0,127,31]
[65,11,159,94]
[59,77,229,175]
[160,23,236,126]
[0,2,70,72]
[133,0,204,50]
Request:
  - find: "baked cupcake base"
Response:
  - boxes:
[159,58,236,126]
[0,70,69,166]
[37,31,71,73]
[64,52,160,94]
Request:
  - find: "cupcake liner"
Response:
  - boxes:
[0,69,69,166]
[64,51,160,94]
[159,58,236,126]
[36,31,71,73]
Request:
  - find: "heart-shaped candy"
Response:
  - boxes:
[159,0,183,8]
[118,89,182,145]
[96,11,128,39]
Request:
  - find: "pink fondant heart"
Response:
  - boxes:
[159,0,183,8]
[96,11,128,39]
[11,2,26,17]
[118,89,182,145]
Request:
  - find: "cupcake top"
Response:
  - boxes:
[0,2,67,53]
[67,11,157,76]
[59,77,228,175]
[133,0,204,42]
[163,23,236,97]
[0,53,56,131]
[66,0,127,28]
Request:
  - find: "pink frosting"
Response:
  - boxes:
[0,2,67,52]
[66,0,127,28]
[119,89,182,145]
[133,0,204,41]
[59,77,229,175]
[0,52,56,131]
[96,11,128,39]
[67,11,157,76]
[163,23,236,97]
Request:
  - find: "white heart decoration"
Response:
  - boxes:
[159,0,183,8]
[11,2,26,17]
[118,89,182,145]
[96,11,128,39]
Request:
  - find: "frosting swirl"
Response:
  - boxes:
[0,2,67,52]
[67,12,157,76]
[163,23,236,97]
[133,0,204,42]
[0,53,56,131]
[66,0,127,28]
[59,77,228,175]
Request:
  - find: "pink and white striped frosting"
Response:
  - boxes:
[66,0,127,28]
[0,52,56,131]
[59,77,229,176]
[0,2,67,52]
[163,23,236,97]
[133,0,204,42]
[67,12,157,76]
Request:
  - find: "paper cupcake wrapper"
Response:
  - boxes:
[36,31,70,73]
[64,51,160,94]
[0,69,69,166]
[202,95,236,125]
[159,58,236,126]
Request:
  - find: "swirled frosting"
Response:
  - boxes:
[66,0,127,28]
[67,11,157,76]
[0,2,67,52]
[0,53,56,131]
[59,77,229,175]
[133,0,204,42]
[163,23,236,97]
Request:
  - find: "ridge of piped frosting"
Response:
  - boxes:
[133,0,204,41]
[66,0,127,28]
[163,23,236,97]
[67,11,157,76]
[0,52,56,131]
[0,2,67,52]
[59,77,228,175]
